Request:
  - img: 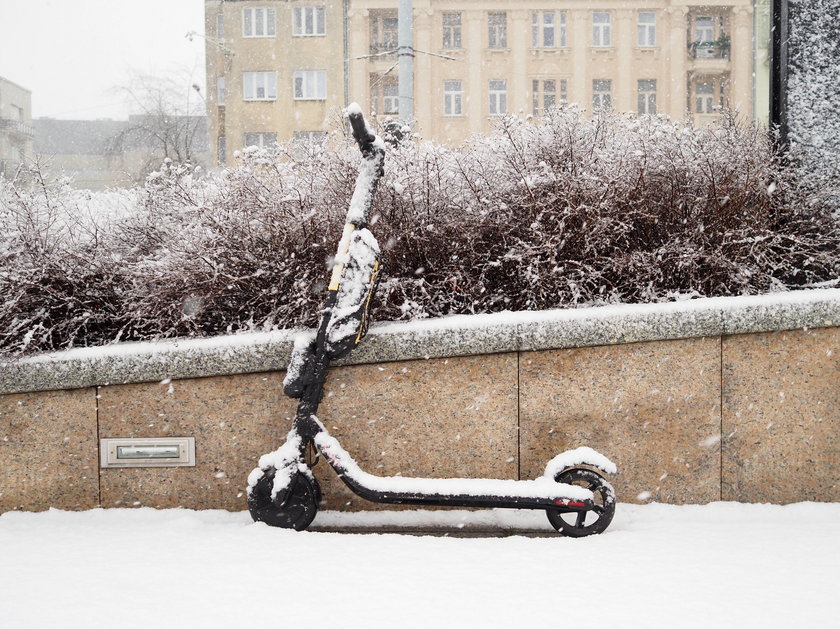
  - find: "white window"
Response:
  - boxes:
[489,79,507,115]
[637,79,657,114]
[293,70,327,100]
[294,131,326,143]
[242,7,276,38]
[695,17,714,43]
[444,80,462,116]
[382,83,399,115]
[695,80,715,113]
[637,12,656,47]
[532,79,559,114]
[243,72,277,101]
[218,136,226,164]
[217,76,226,105]
[592,79,612,110]
[216,13,225,39]
[488,13,507,49]
[532,12,553,48]
[293,7,326,36]
[442,13,461,49]
[245,132,277,148]
[371,74,398,115]
[592,12,611,47]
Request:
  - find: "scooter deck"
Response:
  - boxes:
[315,432,598,509]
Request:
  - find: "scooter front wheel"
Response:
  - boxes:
[546,468,616,537]
[248,468,320,530]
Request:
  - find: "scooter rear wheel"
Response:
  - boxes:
[248,468,320,530]
[546,468,615,537]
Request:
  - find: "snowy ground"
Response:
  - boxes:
[1,503,838,628]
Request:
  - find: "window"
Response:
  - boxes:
[370,11,398,54]
[637,79,657,114]
[532,12,566,48]
[694,80,715,113]
[382,83,399,115]
[532,79,559,114]
[217,76,225,106]
[637,12,656,47]
[242,7,276,38]
[293,7,326,36]
[293,71,327,100]
[488,13,507,49]
[695,17,714,43]
[294,131,326,143]
[489,79,507,115]
[592,79,612,110]
[216,13,224,39]
[593,12,611,47]
[371,74,399,115]
[442,13,461,49]
[218,136,226,164]
[245,132,277,148]
[444,80,462,116]
[532,12,554,48]
[243,72,277,101]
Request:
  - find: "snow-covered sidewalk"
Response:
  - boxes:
[1,502,837,628]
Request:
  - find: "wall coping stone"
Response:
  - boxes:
[1,288,838,395]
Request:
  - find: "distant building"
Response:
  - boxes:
[0,77,35,178]
[204,0,769,167]
[34,115,209,190]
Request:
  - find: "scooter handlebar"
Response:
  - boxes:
[347,103,378,157]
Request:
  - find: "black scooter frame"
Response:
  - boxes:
[248,106,616,534]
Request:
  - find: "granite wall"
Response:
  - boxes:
[1,292,838,513]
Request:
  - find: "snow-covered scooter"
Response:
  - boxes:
[247,105,617,536]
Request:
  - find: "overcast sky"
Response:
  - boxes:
[0,0,206,120]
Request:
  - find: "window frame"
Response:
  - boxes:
[444,79,463,116]
[242,7,276,38]
[293,70,327,101]
[592,12,612,48]
[592,79,612,110]
[488,79,507,115]
[637,11,656,47]
[637,79,657,114]
[442,12,462,49]
[244,132,278,149]
[488,12,508,49]
[242,71,278,101]
[293,6,326,37]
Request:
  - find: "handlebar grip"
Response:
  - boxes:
[347,107,377,156]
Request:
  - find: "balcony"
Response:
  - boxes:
[369,41,398,56]
[688,40,730,60]
[0,118,34,137]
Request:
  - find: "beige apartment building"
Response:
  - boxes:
[0,77,35,178]
[204,0,768,166]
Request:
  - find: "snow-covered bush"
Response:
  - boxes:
[1,107,838,358]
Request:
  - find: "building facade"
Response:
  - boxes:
[0,77,35,178]
[204,0,768,166]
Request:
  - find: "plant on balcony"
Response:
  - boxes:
[689,33,730,59]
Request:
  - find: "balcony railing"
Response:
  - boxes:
[369,40,398,56]
[0,118,34,137]
[688,40,730,60]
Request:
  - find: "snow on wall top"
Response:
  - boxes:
[1,288,838,395]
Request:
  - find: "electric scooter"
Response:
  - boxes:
[247,104,617,536]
